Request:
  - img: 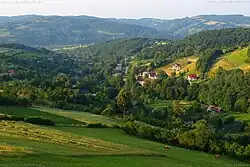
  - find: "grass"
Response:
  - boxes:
[158,56,200,76]
[1,107,250,166]
[0,106,84,126]
[34,106,117,125]
[209,48,250,77]
[148,100,174,109]
[229,112,250,123]
[55,127,250,167]
[0,121,154,156]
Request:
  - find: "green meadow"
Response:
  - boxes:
[0,106,249,167]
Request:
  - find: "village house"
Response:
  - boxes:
[148,71,157,80]
[172,63,181,71]
[137,76,147,86]
[187,74,198,81]
[207,105,223,113]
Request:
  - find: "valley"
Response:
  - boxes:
[1,19,250,167]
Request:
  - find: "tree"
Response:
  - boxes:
[234,98,248,113]
[102,104,115,116]
[116,89,131,112]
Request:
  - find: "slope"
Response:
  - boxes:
[209,48,250,77]
[0,107,249,167]
[158,56,199,76]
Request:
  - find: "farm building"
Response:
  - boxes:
[207,105,222,113]
[187,74,198,81]
[148,71,157,80]
[137,76,147,86]
[8,70,15,74]
[172,63,181,71]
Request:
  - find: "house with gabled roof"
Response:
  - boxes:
[187,74,198,81]
[172,63,181,71]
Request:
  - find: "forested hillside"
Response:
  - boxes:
[136,28,250,68]
[0,15,173,46]
[114,15,250,37]
[0,15,250,46]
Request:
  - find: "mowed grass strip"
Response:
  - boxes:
[0,106,84,126]
[0,121,155,156]
[34,106,117,125]
[0,142,32,155]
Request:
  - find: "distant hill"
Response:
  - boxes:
[0,15,250,46]
[0,15,173,46]
[113,14,250,37]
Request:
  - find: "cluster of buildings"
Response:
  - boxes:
[137,71,158,86]
[135,62,199,86]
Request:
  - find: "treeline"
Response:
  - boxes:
[123,68,250,113]
[198,69,250,112]
[136,28,250,68]
[196,49,223,74]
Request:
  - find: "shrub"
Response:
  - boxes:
[0,114,11,120]
[85,123,109,128]
[26,117,55,126]
[10,115,25,122]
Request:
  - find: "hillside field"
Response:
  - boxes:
[0,106,250,167]
[158,56,200,76]
[209,48,250,77]
[157,48,250,78]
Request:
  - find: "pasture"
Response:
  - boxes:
[209,48,250,77]
[158,56,199,76]
[0,106,84,126]
[0,106,250,167]
[34,106,117,125]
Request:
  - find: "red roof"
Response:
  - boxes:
[8,70,15,73]
[208,105,222,112]
[188,74,197,78]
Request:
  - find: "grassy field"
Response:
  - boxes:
[0,124,248,167]
[158,56,200,76]
[229,112,250,123]
[0,106,84,126]
[0,28,11,37]
[209,48,250,77]
[148,100,174,109]
[34,106,117,125]
[1,106,250,166]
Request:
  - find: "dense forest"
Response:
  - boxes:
[1,28,250,159]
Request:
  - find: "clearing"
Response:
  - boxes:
[209,48,250,77]
[158,56,200,76]
[33,106,117,125]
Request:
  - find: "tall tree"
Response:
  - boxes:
[116,88,131,113]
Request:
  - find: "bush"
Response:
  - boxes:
[10,115,25,122]
[16,97,32,107]
[26,117,55,126]
[101,104,114,116]
[0,114,11,120]
[85,123,109,128]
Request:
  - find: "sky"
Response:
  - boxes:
[0,0,249,19]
